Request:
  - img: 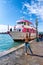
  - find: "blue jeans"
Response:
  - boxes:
[25,42,33,54]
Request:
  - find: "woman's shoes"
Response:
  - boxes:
[25,53,28,55]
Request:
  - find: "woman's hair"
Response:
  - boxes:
[26,33,28,38]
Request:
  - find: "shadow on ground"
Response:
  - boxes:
[28,53,43,58]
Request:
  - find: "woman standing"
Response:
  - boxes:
[25,33,33,55]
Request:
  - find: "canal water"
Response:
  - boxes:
[0,34,23,52]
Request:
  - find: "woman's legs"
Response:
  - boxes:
[25,42,33,55]
[25,43,27,53]
[28,43,33,54]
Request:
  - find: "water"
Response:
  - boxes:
[39,32,43,34]
[0,34,23,52]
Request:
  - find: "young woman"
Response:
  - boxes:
[25,33,33,55]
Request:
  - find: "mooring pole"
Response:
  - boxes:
[35,18,39,42]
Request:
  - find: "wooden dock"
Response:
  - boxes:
[0,39,43,65]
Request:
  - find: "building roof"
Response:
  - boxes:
[16,19,32,24]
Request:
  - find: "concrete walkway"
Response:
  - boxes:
[0,40,43,65]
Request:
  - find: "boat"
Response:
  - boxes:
[9,19,36,41]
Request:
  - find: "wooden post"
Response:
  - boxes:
[35,18,39,42]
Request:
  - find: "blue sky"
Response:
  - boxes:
[0,0,43,32]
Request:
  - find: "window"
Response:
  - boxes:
[24,22,26,25]
[19,29,21,32]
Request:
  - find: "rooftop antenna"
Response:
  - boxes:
[20,16,25,20]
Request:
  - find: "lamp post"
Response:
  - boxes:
[35,18,39,42]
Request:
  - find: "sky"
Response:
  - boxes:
[0,0,43,32]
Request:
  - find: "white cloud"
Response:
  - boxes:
[22,0,43,20]
[23,11,27,15]
[0,25,14,32]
